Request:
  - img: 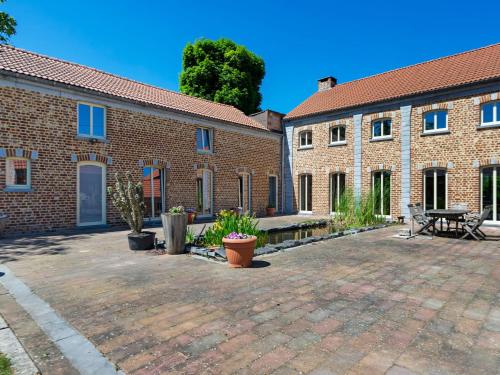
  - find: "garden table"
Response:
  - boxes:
[425,209,469,237]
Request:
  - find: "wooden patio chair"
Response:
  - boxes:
[408,204,432,235]
[460,206,492,240]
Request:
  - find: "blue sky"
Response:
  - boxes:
[4,0,500,113]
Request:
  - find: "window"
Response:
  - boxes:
[330,126,346,144]
[481,101,500,125]
[299,131,312,148]
[372,171,391,216]
[268,175,278,209]
[196,128,212,152]
[238,176,244,208]
[77,103,105,138]
[423,111,448,132]
[330,173,345,213]
[196,169,213,216]
[372,119,392,139]
[424,169,447,210]
[299,174,312,212]
[237,174,252,212]
[143,167,166,220]
[481,167,500,221]
[6,158,30,189]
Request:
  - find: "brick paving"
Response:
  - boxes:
[0,226,499,374]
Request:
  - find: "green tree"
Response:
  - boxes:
[180,38,265,115]
[0,0,16,44]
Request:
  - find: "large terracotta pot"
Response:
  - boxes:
[266,207,275,217]
[161,213,187,255]
[223,235,257,268]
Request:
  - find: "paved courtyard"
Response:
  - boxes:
[0,224,499,374]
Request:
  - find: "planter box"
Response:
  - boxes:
[161,213,187,255]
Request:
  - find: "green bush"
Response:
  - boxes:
[0,353,12,375]
[202,210,263,247]
[331,187,386,231]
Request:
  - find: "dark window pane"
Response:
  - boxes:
[424,170,434,210]
[339,126,346,141]
[373,172,381,215]
[196,178,203,212]
[78,104,91,135]
[436,169,446,209]
[196,128,203,150]
[92,106,105,137]
[436,111,447,129]
[203,129,211,150]
[424,112,435,131]
[373,121,382,137]
[383,172,391,215]
[330,174,337,212]
[497,168,500,221]
[482,168,494,220]
[383,120,392,136]
[482,103,494,123]
[300,175,306,211]
[268,176,276,207]
[307,175,312,211]
[331,128,338,143]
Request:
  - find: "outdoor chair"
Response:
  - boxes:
[460,205,492,240]
[447,203,468,230]
[408,204,432,235]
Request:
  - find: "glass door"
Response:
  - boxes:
[373,171,391,216]
[143,167,165,220]
[300,174,312,212]
[197,170,213,216]
[481,167,500,222]
[78,163,105,226]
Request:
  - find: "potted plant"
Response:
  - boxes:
[186,208,197,224]
[223,232,257,268]
[161,206,188,255]
[266,204,276,217]
[108,172,155,250]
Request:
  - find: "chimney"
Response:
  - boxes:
[318,76,337,92]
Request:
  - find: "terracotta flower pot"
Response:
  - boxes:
[266,207,275,217]
[187,212,196,224]
[223,235,257,268]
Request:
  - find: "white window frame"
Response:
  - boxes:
[329,173,345,213]
[299,131,313,149]
[423,111,448,133]
[76,161,106,226]
[196,169,214,217]
[481,167,498,224]
[329,126,347,145]
[77,102,106,139]
[423,168,448,210]
[372,171,391,217]
[143,166,167,221]
[5,157,31,189]
[268,174,278,210]
[299,174,312,214]
[480,101,500,126]
[371,119,392,139]
[196,127,213,154]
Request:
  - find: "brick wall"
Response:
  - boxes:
[0,86,281,234]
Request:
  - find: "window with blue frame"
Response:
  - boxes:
[481,101,499,125]
[78,103,105,138]
[423,110,448,132]
[196,128,212,152]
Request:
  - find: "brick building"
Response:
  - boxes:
[0,45,282,234]
[283,43,500,223]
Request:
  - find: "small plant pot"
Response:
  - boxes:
[161,213,188,255]
[187,212,196,224]
[266,207,275,217]
[223,235,257,268]
[128,231,155,250]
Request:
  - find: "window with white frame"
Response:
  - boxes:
[299,174,312,212]
[423,169,447,210]
[77,103,105,138]
[423,111,448,132]
[6,158,31,189]
[481,167,499,222]
[196,128,212,152]
[481,101,500,126]
[330,173,345,212]
[371,119,392,139]
[330,126,346,144]
[372,171,391,216]
[299,131,312,148]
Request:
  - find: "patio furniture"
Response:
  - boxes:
[408,204,432,235]
[460,206,492,240]
[446,203,468,230]
[426,208,469,237]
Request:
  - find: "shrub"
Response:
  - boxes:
[202,210,263,246]
[168,206,185,215]
[0,353,12,375]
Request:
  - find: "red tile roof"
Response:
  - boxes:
[0,45,266,130]
[286,44,500,120]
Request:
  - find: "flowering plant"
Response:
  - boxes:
[225,232,249,240]
[168,206,185,215]
[202,210,261,246]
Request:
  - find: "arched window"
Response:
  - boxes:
[299,174,312,212]
[423,169,447,210]
[372,171,391,215]
[329,173,345,213]
[423,110,448,133]
[77,162,106,226]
